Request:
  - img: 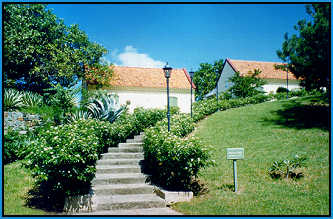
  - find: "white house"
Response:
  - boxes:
[206,58,301,97]
[87,66,196,113]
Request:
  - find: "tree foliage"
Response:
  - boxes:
[276,4,330,91]
[228,69,266,98]
[192,59,224,100]
[4,4,112,93]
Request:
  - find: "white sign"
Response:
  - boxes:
[227,148,244,160]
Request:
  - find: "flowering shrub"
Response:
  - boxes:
[192,98,218,122]
[24,119,102,196]
[23,108,167,197]
[104,108,166,149]
[193,94,275,122]
[143,114,212,190]
[4,129,33,164]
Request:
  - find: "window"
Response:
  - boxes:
[170,96,178,107]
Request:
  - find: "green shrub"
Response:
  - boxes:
[131,107,166,135]
[20,105,56,123]
[228,69,266,98]
[24,108,168,197]
[193,94,273,122]
[4,129,33,164]
[24,119,103,196]
[192,98,218,122]
[42,84,80,124]
[143,114,212,190]
[276,87,289,93]
[4,129,23,164]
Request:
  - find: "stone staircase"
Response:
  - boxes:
[77,132,181,215]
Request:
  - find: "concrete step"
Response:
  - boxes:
[108,146,143,153]
[76,207,182,215]
[118,142,143,147]
[93,173,146,185]
[96,165,141,174]
[97,158,142,166]
[140,132,145,135]
[101,152,144,159]
[134,135,144,141]
[96,194,165,211]
[93,183,153,195]
[126,138,143,143]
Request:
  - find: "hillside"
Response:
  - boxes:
[173,96,329,215]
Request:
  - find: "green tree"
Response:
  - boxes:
[228,69,266,98]
[193,59,224,100]
[4,4,112,93]
[276,4,330,91]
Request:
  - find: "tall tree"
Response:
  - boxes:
[228,69,266,98]
[193,59,224,100]
[4,4,112,93]
[276,4,330,91]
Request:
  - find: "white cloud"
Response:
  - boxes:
[116,45,165,68]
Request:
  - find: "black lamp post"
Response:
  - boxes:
[189,71,194,118]
[216,71,219,109]
[286,68,289,99]
[163,62,172,132]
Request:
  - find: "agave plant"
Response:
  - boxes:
[4,89,24,111]
[66,109,92,123]
[21,91,43,108]
[86,94,125,123]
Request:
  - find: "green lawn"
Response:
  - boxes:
[4,161,48,215]
[173,96,329,215]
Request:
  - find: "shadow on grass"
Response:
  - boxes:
[25,182,65,214]
[218,184,234,192]
[140,160,208,196]
[262,97,329,131]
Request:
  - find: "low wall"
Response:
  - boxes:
[63,189,97,214]
[4,111,41,134]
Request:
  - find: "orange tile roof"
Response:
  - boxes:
[228,59,297,80]
[98,66,196,89]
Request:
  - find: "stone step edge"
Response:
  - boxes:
[153,186,194,206]
[71,207,182,215]
[93,183,153,190]
[93,183,153,195]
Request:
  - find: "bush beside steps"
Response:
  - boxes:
[64,132,182,215]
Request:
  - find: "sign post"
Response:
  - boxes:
[227,148,244,192]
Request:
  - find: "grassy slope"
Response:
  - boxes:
[173,97,329,215]
[4,161,47,215]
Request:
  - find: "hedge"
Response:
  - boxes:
[23,108,169,197]
[143,114,212,190]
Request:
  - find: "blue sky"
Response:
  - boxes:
[48,3,312,71]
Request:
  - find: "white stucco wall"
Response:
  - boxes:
[106,89,194,113]
[263,83,301,94]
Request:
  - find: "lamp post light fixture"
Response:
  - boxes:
[163,62,172,132]
[189,70,195,118]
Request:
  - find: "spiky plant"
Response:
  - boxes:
[21,91,43,108]
[4,89,24,111]
[66,109,91,123]
[86,94,125,123]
